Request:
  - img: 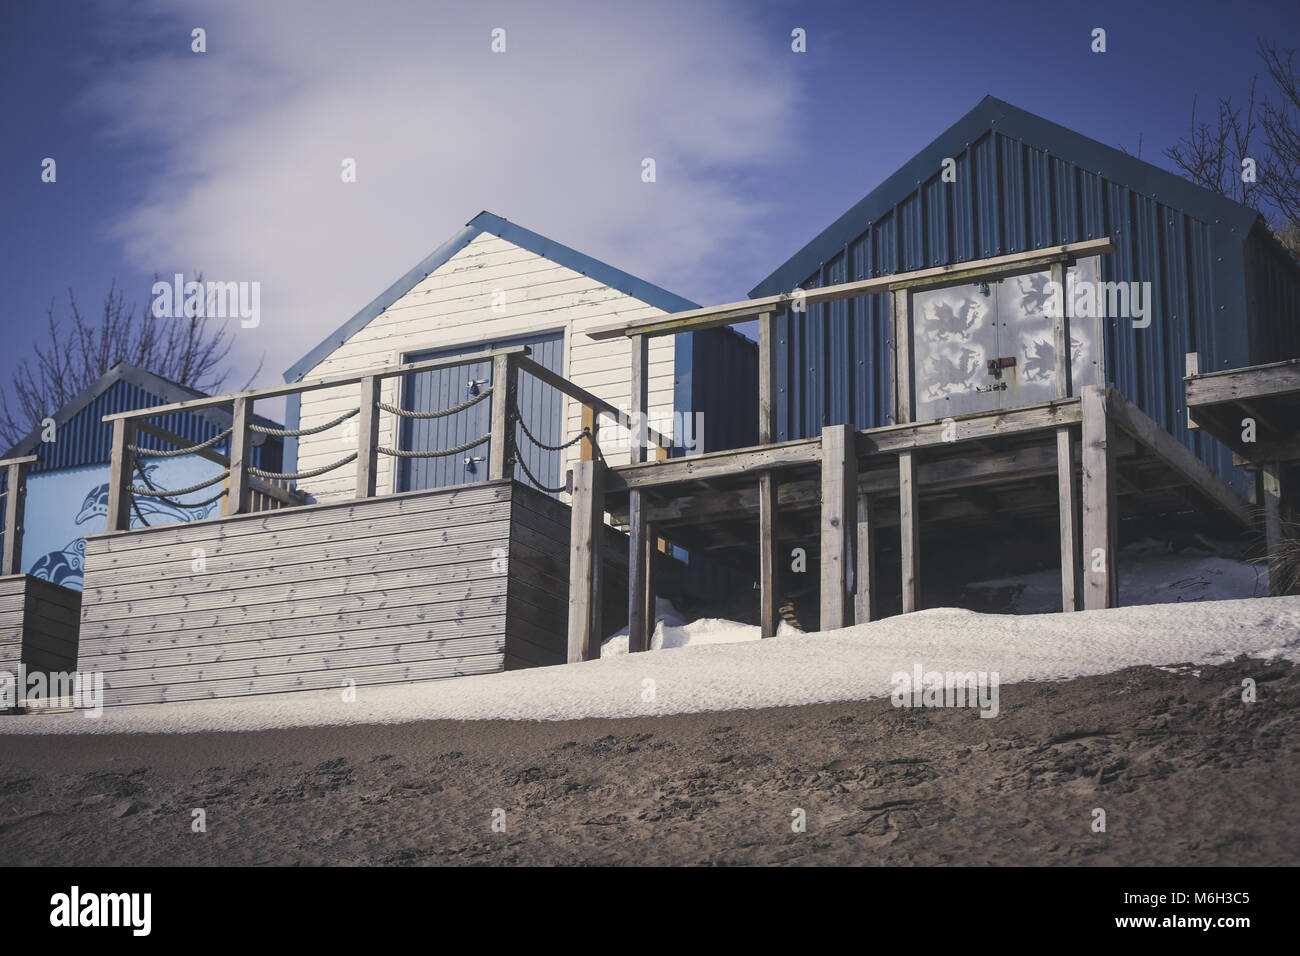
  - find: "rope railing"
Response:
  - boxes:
[377,387,492,419]
[251,407,358,437]
[100,345,657,530]
[129,427,232,458]
[249,453,357,482]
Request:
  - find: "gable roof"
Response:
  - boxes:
[750,95,1265,298]
[4,361,283,462]
[284,211,700,383]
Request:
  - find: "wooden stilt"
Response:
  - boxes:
[759,471,778,637]
[106,418,136,533]
[899,450,920,613]
[1081,385,1117,609]
[567,460,605,662]
[1262,462,1285,596]
[627,488,650,652]
[1056,427,1080,611]
[820,424,856,630]
[855,491,875,624]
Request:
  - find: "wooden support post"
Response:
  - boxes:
[1184,352,1200,429]
[1056,428,1080,611]
[567,460,605,662]
[630,333,649,465]
[355,376,381,498]
[580,403,596,462]
[627,489,650,652]
[899,450,920,613]
[106,418,136,533]
[1081,385,1117,609]
[227,395,254,513]
[820,424,856,630]
[1,461,29,576]
[855,491,875,624]
[892,290,913,424]
[758,311,775,444]
[1262,462,1285,597]
[489,353,518,481]
[758,471,778,637]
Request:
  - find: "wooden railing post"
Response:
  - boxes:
[2,460,30,575]
[356,375,381,497]
[630,333,648,465]
[227,396,254,514]
[567,460,606,662]
[489,353,517,481]
[758,311,775,444]
[106,418,136,532]
[580,403,596,462]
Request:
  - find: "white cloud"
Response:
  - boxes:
[89,0,803,390]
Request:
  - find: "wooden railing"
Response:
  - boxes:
[0,454,38,576]
[101,346,674,532]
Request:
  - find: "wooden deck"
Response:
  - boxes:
[1186,357,1300,595]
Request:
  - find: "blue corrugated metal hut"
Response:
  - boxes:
[2,363,285,588]
[751,95,1300,495]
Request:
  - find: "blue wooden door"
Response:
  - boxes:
[398,331,565,492]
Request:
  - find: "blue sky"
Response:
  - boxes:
[2,0,1297,411]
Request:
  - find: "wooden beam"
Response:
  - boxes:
[1081,385,1116,609]
[354,376,381,498]
[820,425,856,629]
[227,396,254,514]
[515,355,672,454]
[1108,387,1252,528]
[1057,427,1080,611]
[1,460,29,575]
[103,346,532,422]
[1185,358,1300,408]
[488,353,518,481]
[585,238,1116,341]
[567,461,605,663]
[106,418,136,533]
[855,491,875,624]
[899,450,920,613]
[758,472,778,637]
[607,398,1084,493]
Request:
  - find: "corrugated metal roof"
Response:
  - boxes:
[5,363,283,474]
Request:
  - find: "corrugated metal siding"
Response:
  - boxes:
[687,328,759,453]
[25,379,281,475]
[769,128,1298,496]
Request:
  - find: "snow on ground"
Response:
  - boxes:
[967,539,1267,613]
[600,598,800,656]
[4,595,1298,736]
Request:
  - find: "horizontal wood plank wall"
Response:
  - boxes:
[505,482,630,668]
[0,575,81,677]
[79,482,521,706]
[294,233,677,501]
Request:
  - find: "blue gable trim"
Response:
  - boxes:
[750,95,1263,298]
[468,212,699,315]
[283,223,482,384]
[284,211,698,386]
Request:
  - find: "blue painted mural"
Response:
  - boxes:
[21,456,223,590]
